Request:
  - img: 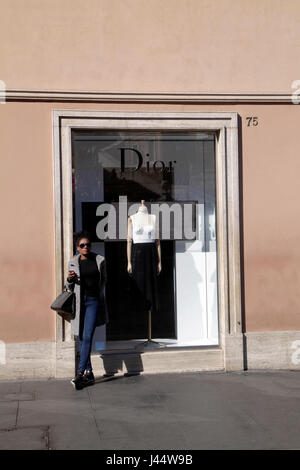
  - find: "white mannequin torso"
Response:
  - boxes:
[130,212,156,243]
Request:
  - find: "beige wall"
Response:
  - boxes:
[240,103,300,331]
[0,0,299,94]
[0,102,55,343]
[0,100,300,343]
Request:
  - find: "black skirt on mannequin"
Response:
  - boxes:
[131,242,159,312]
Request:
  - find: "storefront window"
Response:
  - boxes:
[72,130,219,348]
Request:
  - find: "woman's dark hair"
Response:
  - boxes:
[74,230,91,247]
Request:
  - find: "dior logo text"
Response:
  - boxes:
[120,148,176,173]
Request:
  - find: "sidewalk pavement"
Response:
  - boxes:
[0,370,299,450]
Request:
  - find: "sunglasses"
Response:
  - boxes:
[79,242,91,249]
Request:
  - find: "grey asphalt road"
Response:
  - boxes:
[0,370,299,450]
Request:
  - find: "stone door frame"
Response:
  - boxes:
[52,110,243,376]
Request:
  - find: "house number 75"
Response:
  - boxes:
[246,117,259,126]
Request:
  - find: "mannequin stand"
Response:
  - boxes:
[135,310,166,350]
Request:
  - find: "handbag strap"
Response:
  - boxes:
[63,284,73,293]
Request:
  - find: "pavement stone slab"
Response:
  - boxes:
[0,402,19,429]
[0,426,49,450]
[0,393,35,402]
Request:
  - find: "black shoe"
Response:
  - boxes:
[71,373,85,390]
[83,370,95,386]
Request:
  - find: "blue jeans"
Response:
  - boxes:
[77,295,99,373]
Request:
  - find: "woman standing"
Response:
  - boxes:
[66,231,108,390]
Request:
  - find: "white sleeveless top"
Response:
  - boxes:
[130,213,156,243]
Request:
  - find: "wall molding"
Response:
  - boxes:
[245,331,300,370]
[2,89,297,104]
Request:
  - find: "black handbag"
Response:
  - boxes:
[50,286,75,321]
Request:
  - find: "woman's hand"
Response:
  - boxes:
[67,270,77,282]
[127,262,132,274]
[157,262,162,274]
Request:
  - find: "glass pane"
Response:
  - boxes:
[72,130,219,348]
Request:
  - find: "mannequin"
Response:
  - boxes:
[127,200,164,349]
